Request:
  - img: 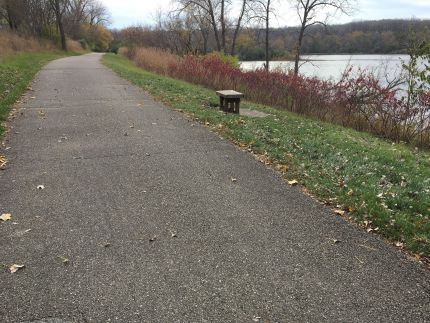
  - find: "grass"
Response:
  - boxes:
[0,52,74,137]
[103,53,430,260]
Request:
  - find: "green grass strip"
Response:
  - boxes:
[103,53,430,258]
[0,52,74,137]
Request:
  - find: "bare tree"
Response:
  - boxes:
[0,0,24,30]
[65,0,110,38]
[50,0,69,50]
[176,0,223,51]
[191,5,212,53]
[175,0,251,55]
[250,0,275,70]
[86,0,110,26]
[290,0,355,74]
[230,0,249,55]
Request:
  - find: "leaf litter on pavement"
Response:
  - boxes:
[0,213,12,221]
[9,264,25,273]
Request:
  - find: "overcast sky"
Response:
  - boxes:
[100,0,430,29]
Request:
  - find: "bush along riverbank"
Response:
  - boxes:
[103,53,430,263]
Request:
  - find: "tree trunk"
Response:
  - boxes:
[5,1,16,30]
[294,24,305,75]
[230,0,247,56]
[201,30,208,54]
[220,0,226,52]
[53,0,67,51]
[207,1,221,51]
[265,0,271,71]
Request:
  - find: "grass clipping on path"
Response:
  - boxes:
[103,53,430,260]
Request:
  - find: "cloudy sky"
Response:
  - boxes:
[100,0,430,29]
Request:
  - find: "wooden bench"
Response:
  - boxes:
[216,90,244,114]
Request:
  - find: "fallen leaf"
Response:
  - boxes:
[58,256,69,265]
[37,185,45,190]
[288,180,298,186]
[0,155,7,168]
[0,213,12,221]
[231,177,237,183]
[331,238,341,244]
[149,235,157,242]
[276,164,289,173]
[363,220,372,227]
[395,241,404,248]
[347,189,354,196]
[9,264,25,273]
[104,243,111,248]
[334,209,345,216]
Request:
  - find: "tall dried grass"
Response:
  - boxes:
[118,47,129,56]
[66,39,86,53]
[0,31,58,56]
[128,47,180,75]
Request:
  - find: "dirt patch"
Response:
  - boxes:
[240,108,269,118]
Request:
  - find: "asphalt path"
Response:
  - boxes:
[0,53,429,323]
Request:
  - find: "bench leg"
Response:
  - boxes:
[233,99,240,114]
[219,97,225,111]
[219,97,240,114]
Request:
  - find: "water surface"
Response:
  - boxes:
[240,54,409,82]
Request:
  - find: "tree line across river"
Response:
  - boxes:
[116,19,430,60]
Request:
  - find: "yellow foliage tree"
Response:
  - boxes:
[80,23,113,52]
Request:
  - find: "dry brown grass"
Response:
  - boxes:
[129,47,180,75]
[66,39,86,53]
[0,31,85,56]
[118,47,129,56]
[0,31,59,56]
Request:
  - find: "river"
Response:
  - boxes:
[240,54,410,82]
